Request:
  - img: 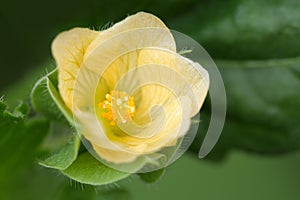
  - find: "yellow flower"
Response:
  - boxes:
[51,12,209,167]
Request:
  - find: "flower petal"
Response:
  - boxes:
[92,144,138,164]
[136,49,210,116]
[82,12,176,77]
[85,12,175,59]
[52,28,98,109]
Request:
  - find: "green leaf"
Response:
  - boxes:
[190,57,300,158]
[169,0,300,60]
[62,152,131,186]
[219,58,300,151]
[39,134,81,170]
[0,100,49,188]
[138,168,166,183]
[0,101,29,122]
[174,0,300,158]
[31,69,73,125]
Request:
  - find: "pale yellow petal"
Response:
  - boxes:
[85,12,175,59]
[92,143,137,164]
[52,28,99,109]
[82,12,176,77]
[136,49,210,116]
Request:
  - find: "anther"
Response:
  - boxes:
[98,90,136,126]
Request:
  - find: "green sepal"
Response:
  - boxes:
[31,69,73,125]
[62,152,131,186]
[39,134,81,170]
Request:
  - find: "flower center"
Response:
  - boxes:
[98,90,136,126]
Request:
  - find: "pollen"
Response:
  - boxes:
[98,90,136,126]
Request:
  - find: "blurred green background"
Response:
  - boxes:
[1,0,300,199]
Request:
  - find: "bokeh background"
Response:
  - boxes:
[1,0,300,199]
